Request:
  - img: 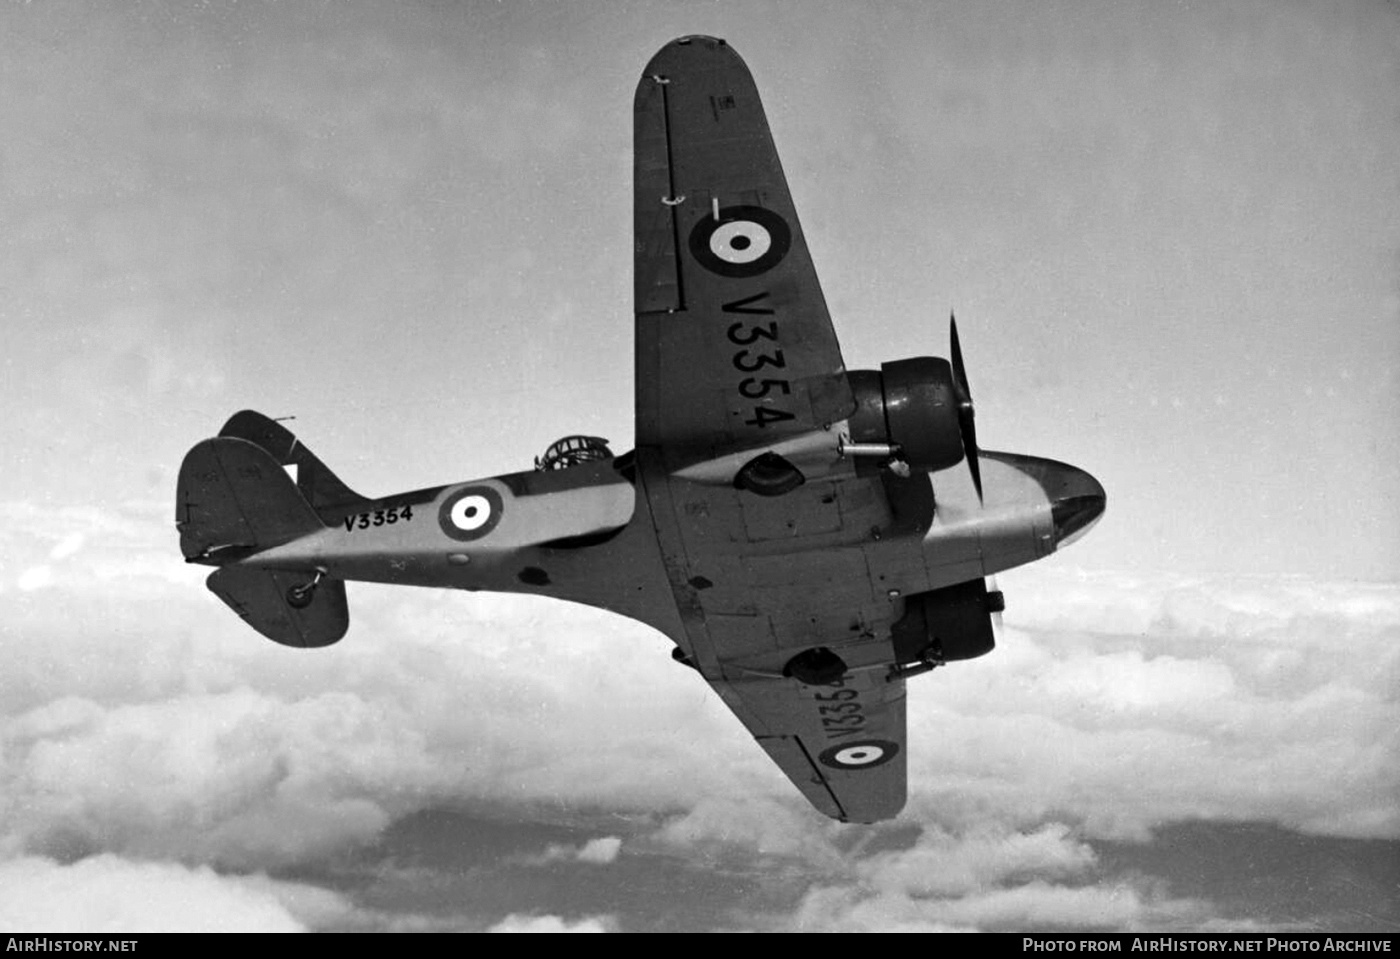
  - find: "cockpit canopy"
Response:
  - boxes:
[534,435,613,471]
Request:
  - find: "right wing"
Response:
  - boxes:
[633,35,854,456]
[713,668,907,823]
[630,37,927,824]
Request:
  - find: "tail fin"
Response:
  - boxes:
[176,435,348,647]
[218,410,370,525]
[177,436,324,562]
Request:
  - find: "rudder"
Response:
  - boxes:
[177,436,323,562]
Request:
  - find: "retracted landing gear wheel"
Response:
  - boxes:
[783,646,849,686]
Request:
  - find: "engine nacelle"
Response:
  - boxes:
[847,358,966,473]
[891,578,998,665]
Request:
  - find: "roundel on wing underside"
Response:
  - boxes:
[688,205,792,277]
[438,486,504,542]
[818,739,901,770]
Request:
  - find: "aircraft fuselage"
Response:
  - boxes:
[228,440,1101,680]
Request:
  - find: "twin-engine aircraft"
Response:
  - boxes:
[177,36,1105,823]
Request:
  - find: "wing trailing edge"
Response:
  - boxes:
[714,671,908,823]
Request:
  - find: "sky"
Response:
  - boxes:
[0,0,1396,934]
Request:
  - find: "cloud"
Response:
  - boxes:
[0,855,352,932]
[895,568,1400,842]
[488,913,612,933]
[726,818,1214,933]
[522,835,623,866]
[49,533,85,561]
[0,492,1393,930]
[4,541,1395,863]
[0,538,763,874]
[575,836,623,865]
[788,880,1194,934]
[16,566,52,592]
[652,795,846,867]
[855,824,1095,898]
[0,689,440,869]
[766,817,1229,932]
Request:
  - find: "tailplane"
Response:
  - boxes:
[206,565,348,648]
[176,432,348,647]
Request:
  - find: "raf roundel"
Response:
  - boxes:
[818,739,900,771]
[689,205,792,278]
[438,486,504,542]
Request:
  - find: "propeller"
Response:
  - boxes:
[949,313,983,502]
[987,575,1005,638]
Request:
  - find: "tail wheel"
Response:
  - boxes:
[286,570,326,610]
[286,585,315,609]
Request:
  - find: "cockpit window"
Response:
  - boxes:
[535,435,613,471]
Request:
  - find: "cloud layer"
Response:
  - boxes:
[2,500,1393,929]
[0,855,351,933]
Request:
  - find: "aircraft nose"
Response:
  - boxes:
[1044,464,1106,550]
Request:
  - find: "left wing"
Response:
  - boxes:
[714,669,907,823]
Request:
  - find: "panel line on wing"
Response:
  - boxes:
[657,77,687,312]
[793,734,849,821]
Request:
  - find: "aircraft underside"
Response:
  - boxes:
[177,35,1105,823]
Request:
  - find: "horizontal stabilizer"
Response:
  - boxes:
[207,566,348,648]
[177,436,324,562]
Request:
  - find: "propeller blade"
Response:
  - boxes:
[950,313,969,396]
[950,313,983,502]
[987,575,1005,637]
[965,418,983,501]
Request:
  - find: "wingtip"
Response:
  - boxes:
[644,35,739,75]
